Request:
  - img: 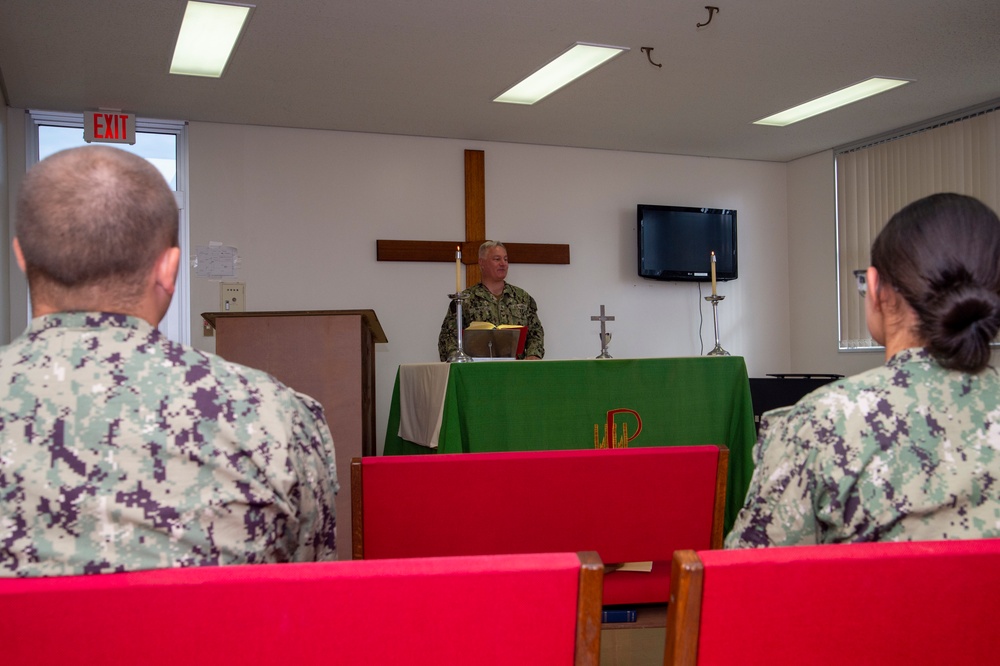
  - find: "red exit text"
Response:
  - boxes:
[83,110,136,145]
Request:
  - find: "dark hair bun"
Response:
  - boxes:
[924,285,1000,372]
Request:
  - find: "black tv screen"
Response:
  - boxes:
[637,204,737,282]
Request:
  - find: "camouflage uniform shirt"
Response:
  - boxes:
[438,282,544,360]
[0,312,338,577]
[726,347,1000,548]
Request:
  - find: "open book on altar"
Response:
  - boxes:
[463,322,527,359]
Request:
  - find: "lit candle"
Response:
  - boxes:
[710,251,717,297]
[455,245,462,294]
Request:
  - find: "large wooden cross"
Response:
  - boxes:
[376,149,570,286]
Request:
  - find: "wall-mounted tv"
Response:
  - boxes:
[637,204,738,282]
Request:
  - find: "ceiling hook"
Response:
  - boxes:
[640,47,662,68]
[697,6,719,28]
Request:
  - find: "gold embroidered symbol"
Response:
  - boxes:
[594,408,643,449]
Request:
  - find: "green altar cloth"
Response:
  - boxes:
[383,357,756,534]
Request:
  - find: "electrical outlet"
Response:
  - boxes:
[220,282,246,312]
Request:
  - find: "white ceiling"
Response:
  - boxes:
[1,0,998,163]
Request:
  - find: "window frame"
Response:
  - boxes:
[834,100,1000,351]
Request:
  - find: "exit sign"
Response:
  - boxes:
[84,110,136,145]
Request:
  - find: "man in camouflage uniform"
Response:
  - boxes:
[438,241,544,360]
[1,146,338,577]
[725,348,1000,548]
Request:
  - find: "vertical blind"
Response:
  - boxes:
[836,106,1000,348]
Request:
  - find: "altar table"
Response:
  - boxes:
[383,357,756,534]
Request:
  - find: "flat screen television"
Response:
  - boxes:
[637,204,738,282]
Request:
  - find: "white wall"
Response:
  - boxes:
[187,122,791,453]
[6,113,889,454]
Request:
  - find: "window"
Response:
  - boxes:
[26,112,191,344]
[835,103,1000,349]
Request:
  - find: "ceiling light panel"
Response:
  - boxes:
[754,77,912,127]
[494,43,629,105]
[170,1,254,78]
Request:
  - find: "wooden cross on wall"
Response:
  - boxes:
[376,150,570,286]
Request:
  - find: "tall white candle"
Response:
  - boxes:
[710,251,717,297]
[455,245,462,294]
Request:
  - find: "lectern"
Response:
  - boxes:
[203,310,387,561]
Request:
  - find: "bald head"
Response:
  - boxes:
[16,146,178,311]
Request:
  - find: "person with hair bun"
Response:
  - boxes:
[727,193,1000,548]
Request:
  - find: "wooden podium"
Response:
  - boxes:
[203,310,387,561]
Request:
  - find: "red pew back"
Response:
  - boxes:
[1,552,603,666]
[665,538,1000,665]
[354,446,727,605]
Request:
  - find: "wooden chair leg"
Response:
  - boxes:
[350,458,364,559]
[664,550,705,666]
[575,551,604,666]
[711,445,729,549]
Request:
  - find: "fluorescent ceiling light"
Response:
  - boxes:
[754,77,911,127]
[494,43,629,105]
[170,1,253,77]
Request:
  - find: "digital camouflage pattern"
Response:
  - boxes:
[438,283,544,360]
[726,347,1000,548]
[0,312,338,577]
